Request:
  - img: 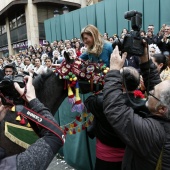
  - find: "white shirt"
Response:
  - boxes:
[33,65,45,74]
[15,63,25,74]
[23,64,34,72]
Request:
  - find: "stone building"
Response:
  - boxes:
[0,0,100,56]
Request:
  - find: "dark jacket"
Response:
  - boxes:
[157,35,170,54]
[84,61,155,148]
[147,35,158,45]
[85,93,125,148]
[84,91,148,148]
[103,60,170,170]
[0,98,63,170]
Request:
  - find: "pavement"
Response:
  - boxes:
[47,156,75,170]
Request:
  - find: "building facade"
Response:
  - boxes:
[0,0,99,57]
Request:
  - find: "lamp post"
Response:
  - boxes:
[62,6,69,14]
[54,9,60,17]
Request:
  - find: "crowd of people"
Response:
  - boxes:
[0,23,170,170]
[0,24,169,78]
[0,38,87,77]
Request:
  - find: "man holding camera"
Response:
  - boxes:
[0,76,64,170]
[0,64,17,81]
[84,40,159,169]
[103,45,170,169]
[3,64,16,76]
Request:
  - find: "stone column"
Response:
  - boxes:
[81,0,87,7]
[25,0,39,46]
[6,17,13,55]
[93,0,99,4]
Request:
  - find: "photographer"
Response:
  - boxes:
[103,45,170,169]
[0,76,64,170]
[3,64,17,76]
[84,52,152,170]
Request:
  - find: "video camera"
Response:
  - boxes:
[0,75,26,106]
[112,10,144,56]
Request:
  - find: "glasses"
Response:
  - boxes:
[148,91,161,102]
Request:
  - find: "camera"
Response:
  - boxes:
[0,75,26,106]
[112,10,144,56]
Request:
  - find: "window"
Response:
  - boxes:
[0,25,7,35]
[37,6,56,23]
[1,25,6,34]
[17,14,26,26]
[9,12,26,30]
[10,24,27,43]
[0,33,8,47]
[10,18,17,29]
[37,5,57,39]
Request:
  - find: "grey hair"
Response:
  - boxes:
[159,89,170,118]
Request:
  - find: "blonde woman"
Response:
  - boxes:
[80,25,112,66]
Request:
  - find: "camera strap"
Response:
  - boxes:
[15,105,65,144]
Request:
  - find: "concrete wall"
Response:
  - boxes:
[25,0,39,46]
[0,0,14,11]
[0,0,82,12]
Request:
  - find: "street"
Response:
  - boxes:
[47,156,75,170]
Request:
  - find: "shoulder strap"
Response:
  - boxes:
[155,147,163,170]
[155,120,167,170]
[15,105,65,144]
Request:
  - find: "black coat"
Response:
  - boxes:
[0,69,4,81]
[85,93,126,148]
[103,60,170,170]
[85,92,148,148]
[157,35,170,54]
[84,60,157,149]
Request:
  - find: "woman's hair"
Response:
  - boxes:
[45,57,52,62]
[53,50,60,56]
[140,30,146,36]
[24,56,31,61]
[0,57,4,61]
[113,34,118,37]
[46,46,53,52]
[68,48,76,56]
[152,53,168,72]
[38,47,43,51]
[29,45,34,49]
[121,28,128,34]
[75,41,81,50]
[149,44,161,54]
[81,25,104,56]
[34,57,42,63]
